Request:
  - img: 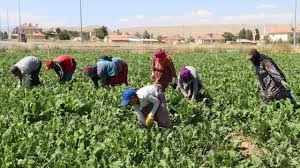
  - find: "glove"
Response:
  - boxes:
[151,72,155,80]
[146,115,154,126]
[281,81,290,90]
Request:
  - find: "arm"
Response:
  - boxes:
[92,77,99,89]
[147,95,160,117]
[178,77,188,97]
[264,61,285,83]
[134,106,146,125]
[191,78,199,100]
[168,60,177,79]
[54,63,64,81]
[100,75,107,88]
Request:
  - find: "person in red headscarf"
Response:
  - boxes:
[152,49,177,92]
[45,55,77,82]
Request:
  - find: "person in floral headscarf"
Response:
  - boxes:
[178,66,203,101]
[151,49,177,92]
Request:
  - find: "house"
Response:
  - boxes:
[196,34,225,44]
[128,38,159,44]
[268,28,300,42]
[104,34,130,43]
[163,35,185,45]
[13,23,45,41]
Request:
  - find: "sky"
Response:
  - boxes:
[0,0,298,30]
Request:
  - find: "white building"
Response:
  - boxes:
[268,28,300,42]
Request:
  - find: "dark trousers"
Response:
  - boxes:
[30,61,42,86]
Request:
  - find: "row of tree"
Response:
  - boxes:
[222,28,261,42]
[42,26,109,41]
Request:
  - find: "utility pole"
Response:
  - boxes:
[80,0,83,44]
[294,0,297,46]
[18,0,22,42]
[0,13,2,41]
[7,9,10,39]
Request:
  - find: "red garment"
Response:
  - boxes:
[107,63,128,86]
[107,75,119,86]
[119,63,128,85]
[152,56,176,91]
[53,55,76,72]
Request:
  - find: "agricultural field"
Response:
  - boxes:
[0,48,300,167]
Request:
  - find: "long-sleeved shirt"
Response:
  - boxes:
[255,57,289,100]
[152,56,177,90]
[53,55,76,73]
[15,56,41,75]
[178,66,202,100]
[96,60,117,87]
[112,57,124,74]
[134,85,160,124]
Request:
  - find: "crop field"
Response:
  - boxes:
[0,48,300,167]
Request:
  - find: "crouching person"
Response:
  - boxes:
[121,84,172,128]
[83,59,118,88]
[178,66,202,101]
[99,55,129,85]
[247,49,296,103]
[45,55,77,82]
[11,56,42,87]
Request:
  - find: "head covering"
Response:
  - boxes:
[247,49,269,66]
[99,55,112,61]
[83,65,97,77]
[45,60,54,70]
[154,49,166,60]
[180,68,192,83]
[121,88,136,107]
[10,66,20,75]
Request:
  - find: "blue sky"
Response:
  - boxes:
[0,0,298,29]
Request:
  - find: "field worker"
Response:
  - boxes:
[98,55,128,85]
[178,66,203,101]
[45,55,77,82]
[247,49,295,103]
[83,59,118,88]
[152,49,177,92]
[10,56,42,87]
[121,84,172,128]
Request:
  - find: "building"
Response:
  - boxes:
[163,35,185,45]
[196,34,225,44]
[104,34,131,43]
[13,23,45,41]
[268,28,300,42]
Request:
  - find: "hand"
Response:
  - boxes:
[281,81,290,90]
[146,115,154,126]
[151,73,155,80]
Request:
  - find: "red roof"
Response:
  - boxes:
[268,28,300,35]
[198,34,224,41]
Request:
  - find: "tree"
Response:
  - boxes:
[186,36,195,43]
[255,28,260,41]
[135,32,141,38]
[238,28,247,39]
[157,35,164,42]
[96,26,108,40]
[222,32,236,41]
[142,30,151,39]
[246,30,253,40]
[264,35,272,44]
[56,28,61,34]
[58,31,71,40]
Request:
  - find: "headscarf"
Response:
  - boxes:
[83,65,97,77]
[10,66,20,75]
[154,49,171,65]
[45,60,54,70]
[180,68,192,83]
[247,49,270,66]
[99,55,112,62]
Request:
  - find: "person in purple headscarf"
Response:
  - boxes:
[178,66,202,101]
